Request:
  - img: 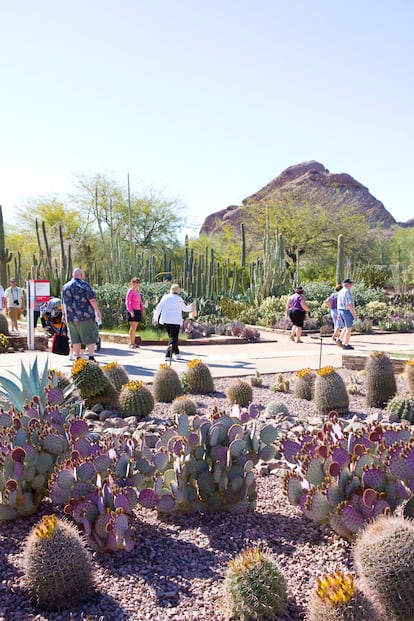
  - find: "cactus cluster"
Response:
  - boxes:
[185,359,215,394]
[365,352,397,408]
[119,380,154,419]
[224,547,288,620]
[353,515,414,621]
[307,571,376,621]
[294,368,315,401]
[153,364,183,402]
[226,379,253,406]
[23,514,94,611]
[282,411,414,539]
[388,395,414,424]
[272,373,290,393]
[102,361,130,391]
[71,358,119,409]
[137,404,279,514]
[314,366,349,415]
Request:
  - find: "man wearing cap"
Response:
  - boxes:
[4,277,25,333]
[337,278,358,350]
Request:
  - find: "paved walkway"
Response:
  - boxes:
[0,330,412,383]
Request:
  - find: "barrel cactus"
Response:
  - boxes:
[23,514,94,611]
[185,359,215,394]
[365,352,396,408]
[71,358,112,398]
[102,361,129,391]
[119,380,154,419]
[0,312,9,336]
[405,359,414,394]
[265,401,289,417]
[314,366,349,415]
[307,571,377,621]
[153,364,183,402]
[224,547,288,620]
[388,395,414,424]
[353,515,414,621]
[226,379,253,406]
[170,395,197,416]
[294,368,315,401]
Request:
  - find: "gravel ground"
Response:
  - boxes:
[0,370,408,621]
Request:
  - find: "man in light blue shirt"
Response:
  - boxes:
[336,278,358,350]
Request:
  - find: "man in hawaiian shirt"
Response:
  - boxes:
[61,267,102,361]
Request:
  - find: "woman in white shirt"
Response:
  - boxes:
[153,283,194,361]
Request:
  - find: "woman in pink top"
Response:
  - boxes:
[125,277,145,348]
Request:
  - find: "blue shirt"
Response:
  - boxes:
[62,278,96,323]
[337,287,354,311]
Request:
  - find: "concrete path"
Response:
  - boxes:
[0,330,412,383]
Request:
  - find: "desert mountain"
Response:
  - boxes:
[200,161,398,235]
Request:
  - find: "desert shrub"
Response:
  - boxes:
[362,301,388,324]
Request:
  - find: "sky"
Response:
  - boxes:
[1,0,413,236]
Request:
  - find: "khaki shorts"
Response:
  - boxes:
[68,319,98,346]
[9,308,21,323]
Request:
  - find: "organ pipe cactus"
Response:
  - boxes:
[365,351,396,408]
[281,411,414,540]
[314,366,349,415]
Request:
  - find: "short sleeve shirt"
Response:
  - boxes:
[62,278,96,323]
[328,293,338,310]
[337,287,354,311]
[288,293,304,311]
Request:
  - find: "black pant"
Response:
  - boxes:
[164,323,180,357]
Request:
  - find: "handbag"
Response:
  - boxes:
[51,326,70,355]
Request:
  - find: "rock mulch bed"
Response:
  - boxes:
[0,370,406,621]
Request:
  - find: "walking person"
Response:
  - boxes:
[336,278,358,350]
[4,277,25,333]
[125,277,145,349]
[324,284,343,342]
[0,282,5,315]
[61,268,102,361]
[152,283,194,361]
[285,285,309,343]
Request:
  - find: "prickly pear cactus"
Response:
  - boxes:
[353,515,414,621]
[226,379,253,406]
[0,312,9,336]
[170,395,197,416]
[23,514,94,611]
[388,395,414,424]
[224,547,288,620]
[405,359,414,394]
[314,366,349,415]
[185,359,215,394]
[119,380,154,419]
[307,571,377,621]
[102,361,130,391]
[365,352,397,408]
[294,368,315,401]
[153,364,183,402]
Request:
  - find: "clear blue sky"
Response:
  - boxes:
[1,0,413,234]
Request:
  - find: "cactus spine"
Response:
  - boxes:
[119,380,154,418]
[224,547,288,620]
[307,571,377,621]
[153,364,183,402]
[365,352,396,408]
[294,368,316,401]
[353,515,414,621]
[314,366,349,415]
[185,359,215,394]
[226,379,253,406]
[23,514,94,611]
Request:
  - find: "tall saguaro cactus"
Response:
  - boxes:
[336,234,345,285]
[0,206,13,285]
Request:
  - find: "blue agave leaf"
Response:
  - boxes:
[0,376,24,412]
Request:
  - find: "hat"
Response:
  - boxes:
[295,286,304,293]
[343,278,354,284]
[9,277,16,282]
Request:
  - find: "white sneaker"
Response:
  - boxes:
[174,353,182,360]
[69,353,76,361]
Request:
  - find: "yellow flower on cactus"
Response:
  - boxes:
[316,571,354,606]
[125,380,144,391]
[187,358,203,369]
[72,357,87,375]
[159,363,169,370]
[316,365,336,377]
[295,368,313,378]
[34,514,58,540]
[103,361,118,371]
[407,359,414,367]
[371,351,386,358]
[229,547,265,572]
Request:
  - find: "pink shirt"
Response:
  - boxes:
[126,288,144,313]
